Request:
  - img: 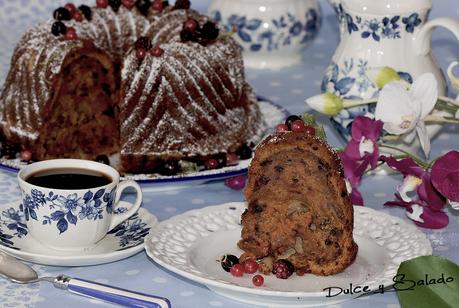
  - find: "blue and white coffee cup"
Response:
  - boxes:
[17,159,142,251]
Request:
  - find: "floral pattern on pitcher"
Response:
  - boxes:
[211,9,321,52]
[340,6,423,42]
[19,188,116,234]
[322,58,413,137]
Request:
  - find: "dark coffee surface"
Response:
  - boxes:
[26,168,112,190]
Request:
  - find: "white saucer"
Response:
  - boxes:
[0,200,158,266]
[145,202,432,307]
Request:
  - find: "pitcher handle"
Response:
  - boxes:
[414,17,459,56]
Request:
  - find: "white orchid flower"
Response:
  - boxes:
[397,175,422,202]
[305,93,343,116]
[406,204,424,223]
[449,200,459,210]
[359,137,375,157]
[374,73,438,157]
[447,61,459,96]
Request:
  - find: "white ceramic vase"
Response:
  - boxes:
[208,0,322,70]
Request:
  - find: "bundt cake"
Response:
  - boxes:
[0,1,264,174]
[238,131,358,276]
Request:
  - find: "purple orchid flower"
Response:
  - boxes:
[431,151,459,209]
[338,116,383,205]
[381,156,448,228]
[339,152,368,205]
[344,116,384,169]
[386,195,449,229]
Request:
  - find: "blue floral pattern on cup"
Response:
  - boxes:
[212,8,321,52]
[20,187,116,234]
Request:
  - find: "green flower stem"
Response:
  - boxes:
[424,115,459,124]
[438,95,459,108]
[342,99,376,108]
[378,144,430,168]
[435,101,458,114]
[340,96,459,114]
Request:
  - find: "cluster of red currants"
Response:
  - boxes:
[276,115,316,135]
[220,255,264,287]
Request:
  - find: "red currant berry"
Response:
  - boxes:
[73,11,83,22]
[276,123,289,132]
[252,274,264,287]
[96,0,109,8]
[243,259,258,274]
[136,48,146,59]
[224,175,246,190]
[151,0,163,11]
[183,18,198,32]
[64,3,77,16]
[205,159,218,170]
[64,27,77,40]
[20,150,32,162]
[285,115,302,129]
[226,153,238,166]
[122,0,135,8]
[150,46,164,57]
[230,264,244,277]
[305,125,316,135]
[291,120,306,132]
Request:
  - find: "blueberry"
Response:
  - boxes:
[201,21,219,40]
[173,0,190,10]
[95,155,110,165]
[237,144,252,160]
[135,0,151,15]
[135,36,152,51]
[159,160,180,176]
[53,7,72,21]
[215,153,227,168]
[51,21,67,36]
[78,5,92,21]
[220,254,239,272]
[180,29,196,42]
[108,0,122,12]
[1,143,19,159]
[285,115,302,129]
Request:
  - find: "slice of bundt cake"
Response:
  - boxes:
[0,2,264,174]
[238,131,358,276]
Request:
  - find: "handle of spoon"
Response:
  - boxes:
[54,275,170,308]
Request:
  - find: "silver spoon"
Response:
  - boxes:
[0,252,170,307]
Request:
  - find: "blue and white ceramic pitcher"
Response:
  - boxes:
[323,0,459,137]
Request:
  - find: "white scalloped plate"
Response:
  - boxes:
[145,202,432,307]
